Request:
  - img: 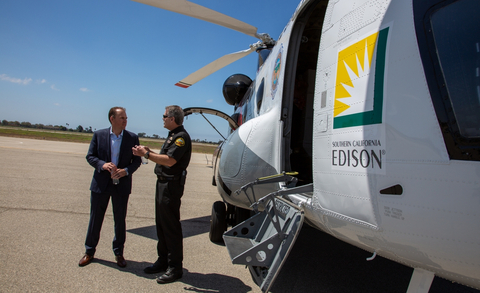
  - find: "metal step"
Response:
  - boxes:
[223,184,312,292]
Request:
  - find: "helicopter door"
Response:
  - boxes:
[282,0,326,186]
[183,107,239,136]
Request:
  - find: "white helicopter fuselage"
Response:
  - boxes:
[214,0,480,290]
[131,0,479,290]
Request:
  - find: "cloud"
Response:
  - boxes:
[79,88,89,92]
[51,84,59,91]
[36,79,47,84]
[54,103,60,106]
[0,74,32,85]
[206,99,213,103]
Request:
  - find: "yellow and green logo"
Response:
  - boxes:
[333,27,389,129]
[175,138,185,147]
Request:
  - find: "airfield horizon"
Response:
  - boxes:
[0,126,218,154]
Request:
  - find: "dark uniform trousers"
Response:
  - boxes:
[85,184,129,256]
[155,178,184,271]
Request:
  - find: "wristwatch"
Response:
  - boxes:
[144,151,150,159]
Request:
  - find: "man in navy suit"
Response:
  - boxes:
[79,107,142,268]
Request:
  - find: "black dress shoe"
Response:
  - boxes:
[78,254,94,267]
[156,269,183,284]
[115,255,127,268]
[144,259,167,274]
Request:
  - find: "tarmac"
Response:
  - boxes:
[0,136,259,293]
[0,136,478,293]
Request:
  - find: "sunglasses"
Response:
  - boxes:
[163,115,171,119]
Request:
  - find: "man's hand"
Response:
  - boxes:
[103,162,117,173]
[132,145,151,157]
[111,168,127,179]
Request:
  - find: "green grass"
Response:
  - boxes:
[0,127,218,154]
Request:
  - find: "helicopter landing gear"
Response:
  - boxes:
[209,201,252,243]
[209,201,227,242]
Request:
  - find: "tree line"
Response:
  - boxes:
[1,119,93,133]
[1,119,222,144]
[137,132,222,144]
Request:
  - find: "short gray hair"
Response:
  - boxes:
[165,105,184,125]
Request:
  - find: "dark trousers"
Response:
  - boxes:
[84,186,129,256]
[155,179,184,272]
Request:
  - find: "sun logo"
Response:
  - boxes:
[333,27,390,129]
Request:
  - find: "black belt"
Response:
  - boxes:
[157,175,180,181]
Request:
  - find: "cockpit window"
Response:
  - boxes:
[232,80,256,126]
[257,79,265,115]
[430,0,480,138]
[414,0,480,160]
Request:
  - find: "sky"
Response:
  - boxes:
[0,0,300,142]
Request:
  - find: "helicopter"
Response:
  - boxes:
[132,0,480,292]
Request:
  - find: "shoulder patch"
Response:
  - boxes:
[175,137,185,147]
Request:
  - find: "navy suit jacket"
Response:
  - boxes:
[86,128,142,195]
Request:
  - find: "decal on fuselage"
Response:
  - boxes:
[331,26,390,174]
[271,44,283,99]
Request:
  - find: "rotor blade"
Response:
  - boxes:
[175,47,255,88]
[132,0,259,39]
